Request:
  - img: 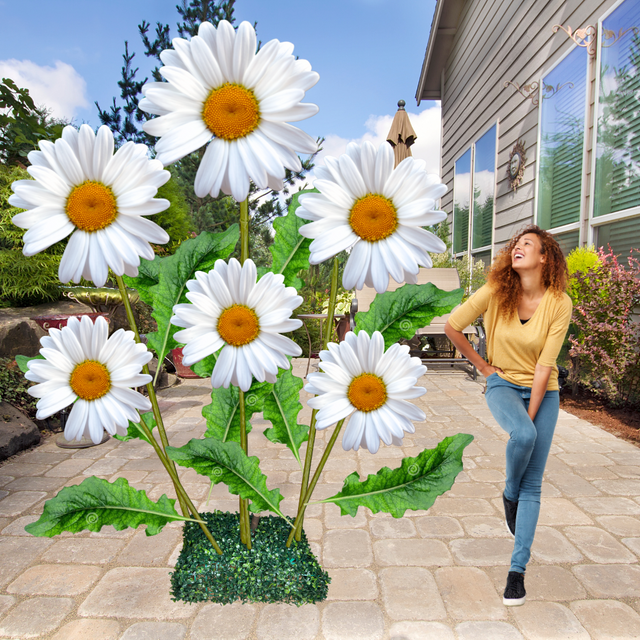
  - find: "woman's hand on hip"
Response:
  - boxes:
[481,364,503,378]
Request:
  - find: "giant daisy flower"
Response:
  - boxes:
[139,20,319,203]
[305,330,426,454]
[25,316,153,444]
[296,141,448,293]
[171,258,303,392]
[9,124,170,287]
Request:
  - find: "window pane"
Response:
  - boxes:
[472,125,496,249]
[537,46,587,230]
[596,216,640,256]
[472,249,492,270]
[553,230,580,256]
[454,149,471,253]
[594,0,640,217]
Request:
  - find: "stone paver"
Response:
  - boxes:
[0,366,638,638]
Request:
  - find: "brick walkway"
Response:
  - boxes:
[1,360,640,639]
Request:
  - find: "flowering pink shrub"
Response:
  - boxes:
[568,247,640,407]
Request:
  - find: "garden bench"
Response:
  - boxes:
[349,267,486,379]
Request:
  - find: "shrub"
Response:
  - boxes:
[0,164,65,307]
[568,247,640,407]
[0,357,38,418]
[566,245,601,306]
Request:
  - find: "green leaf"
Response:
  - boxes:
[24,476,189,537]
[191,352,218,379]
[354,283,464,348]
[269,189,316,290]
[202,379,272,443]
[15,354,44,373]
[124,258,161,307]
[262,369,308,468]
[124,227,239,366]
[320,433,474,517]
[167,438,285,516]
[113,411,156,444]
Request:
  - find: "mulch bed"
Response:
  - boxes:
[560,389,640,447]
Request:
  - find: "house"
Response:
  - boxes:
[416,0,640,263]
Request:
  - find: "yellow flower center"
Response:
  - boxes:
[65,181,118,232]
[349,194,398,242]
[217,304,260,347]
[347,373,387,412]
[202,83,261,141]
[69,360,111,401]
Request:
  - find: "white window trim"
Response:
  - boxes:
[533,40,591,246]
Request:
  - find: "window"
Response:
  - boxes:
[472,125,497,252]
[452,124,497,260]
[537,46,588,231]
[593,0,640,219]
[554,230,580,257]
[596,216,640,256]
[453,149,471,254]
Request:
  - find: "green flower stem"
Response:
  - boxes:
[134,410,223,554]
[323,257,340,347]
[240,198,249,264]
[238,389,251,549]
[293,257,340,539]
[238,200,251,549]
[295,408,317,536]
[287,418,345,547]
[114,275,188,515]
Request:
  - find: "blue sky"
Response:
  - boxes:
[0,0,441,170]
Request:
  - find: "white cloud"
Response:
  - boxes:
[0,59,89,120]
[318,104,442,176]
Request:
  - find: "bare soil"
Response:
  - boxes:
[560,389,640,447]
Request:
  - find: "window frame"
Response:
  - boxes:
[451,120,499,263]
[533,40,591,245]
[587,0,640,246]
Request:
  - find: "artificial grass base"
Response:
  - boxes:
[170,511,330,605]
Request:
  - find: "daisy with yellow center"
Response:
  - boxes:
[296,141,449,293]
[305,330,427,454]
[140,20,319,203]
[26,316,153,444]
[10,124,171,287]
[171,258,303,392]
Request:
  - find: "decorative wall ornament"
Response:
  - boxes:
[552,24,598,56]
[504,81,575,106]
[507,140,527,192]
[504,81,540,106]
[602,26,640,48]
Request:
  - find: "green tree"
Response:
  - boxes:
[0,78,65,167]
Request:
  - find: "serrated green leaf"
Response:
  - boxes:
[123,258,162,307]
[262,369,308,468]
[15,354,44,373]
[25,476,189,537]
[167,438,285,517]
[202,378,272,443]
[113,411,156,444]
[320,433,474,517]
[191,352,218,379]
[124,227,239,365]
[269,189,316,289]
[354,283,464,348]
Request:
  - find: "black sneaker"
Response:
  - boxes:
[503,571,526,606]
[503,492,518,538]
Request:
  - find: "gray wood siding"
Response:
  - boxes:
[440,0,615,252]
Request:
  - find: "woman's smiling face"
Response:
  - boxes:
[511,233,545,271]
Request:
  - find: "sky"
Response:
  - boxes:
[0,0,441,172]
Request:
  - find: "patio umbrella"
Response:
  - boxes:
[386,100,417,167]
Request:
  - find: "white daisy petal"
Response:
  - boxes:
[138,19,318,202]
[172,258,302,390]
[311,330,426,454]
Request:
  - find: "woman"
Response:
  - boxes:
[444,225,572,606]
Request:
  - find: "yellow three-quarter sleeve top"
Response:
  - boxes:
[448,284,573,391]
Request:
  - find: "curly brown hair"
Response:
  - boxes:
[487,225,568,319]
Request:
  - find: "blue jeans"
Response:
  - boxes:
[484,373,559,574]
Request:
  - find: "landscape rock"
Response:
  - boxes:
[0,402,40,461]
